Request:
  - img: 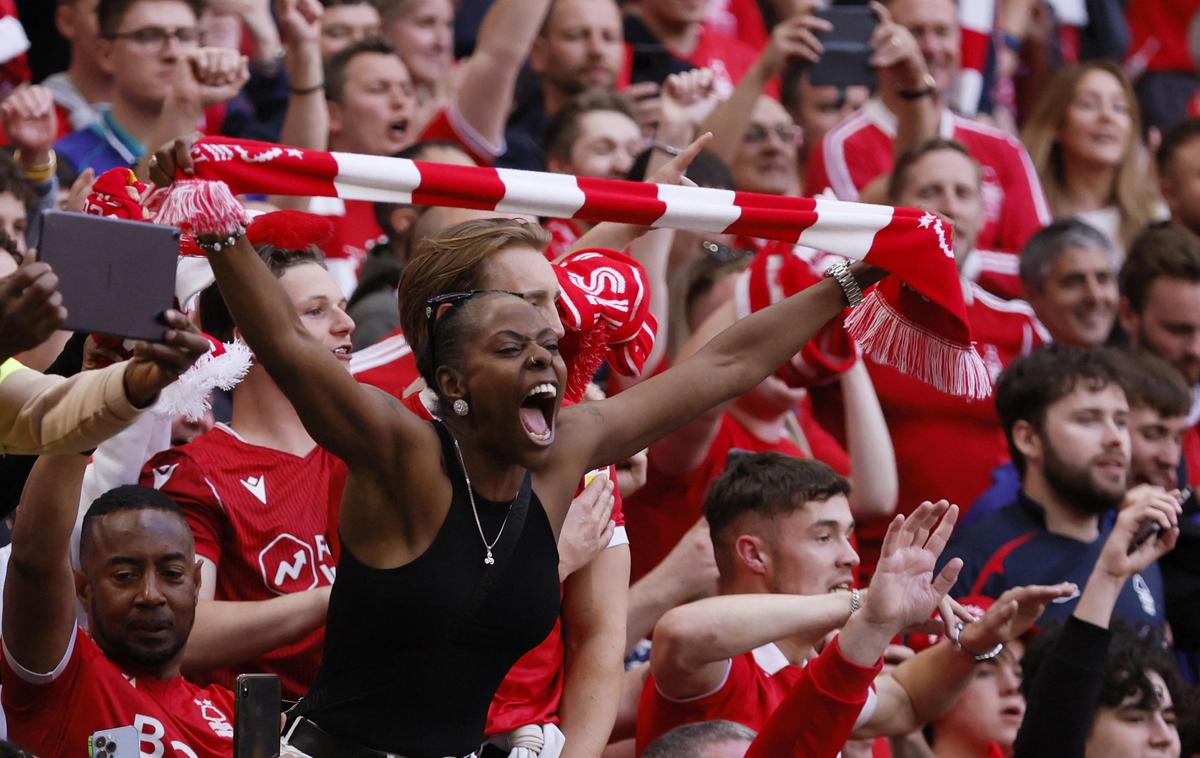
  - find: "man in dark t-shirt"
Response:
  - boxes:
[943,344,1173,630]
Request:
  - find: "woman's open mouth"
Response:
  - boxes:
[519,382,558,444]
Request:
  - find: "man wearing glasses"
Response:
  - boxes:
[55,0,248,177]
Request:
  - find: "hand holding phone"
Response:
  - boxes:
[810,5,877,88]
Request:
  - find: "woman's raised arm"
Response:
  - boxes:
[567,265,884,470]
[204,236,416,469]
[149,137,426,471]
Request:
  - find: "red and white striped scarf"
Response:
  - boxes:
[161,136,990,398]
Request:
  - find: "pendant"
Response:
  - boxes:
[484,551,495,566]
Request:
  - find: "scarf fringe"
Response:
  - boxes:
[154,179,248,237]
[159,339,253,420]
[845,289,992,400]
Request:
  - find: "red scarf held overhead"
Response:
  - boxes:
[161,136,990,398]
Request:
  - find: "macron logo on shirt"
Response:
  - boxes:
[151,464,178,490]
[240,475,267,504]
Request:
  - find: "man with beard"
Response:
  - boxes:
[942,344,1173,630]
[1118,225,1200,488]
[2,454,235,757]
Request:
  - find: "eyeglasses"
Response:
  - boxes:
[742,123,803,146]
[425,289,524,367]
[107,26,203,51]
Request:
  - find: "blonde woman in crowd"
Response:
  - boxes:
[1022,60,1162,258]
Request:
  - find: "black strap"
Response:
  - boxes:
[453,471,532,640]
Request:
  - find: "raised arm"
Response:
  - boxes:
[568,263,883,472]
[854,2,940,205]
[3,453,89,674]
[1,310,207,455]
[856,581,1077,738]
[701,11,829,167]
[149,139,422,469]
[558,544,629,758]
[203,234,410,468]
[451,0,553,156]
[839,361,897,520]
[275,0,327,152]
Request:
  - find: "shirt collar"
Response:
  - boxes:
[862,97,956,140]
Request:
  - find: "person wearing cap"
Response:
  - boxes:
[635,452,1074,754]
[942,344,1177,631]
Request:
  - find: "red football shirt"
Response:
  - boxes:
[2,626,236,758]
[140,425,347,699]
[624,409,846,584]
[807,99,1050,263]
[636,642,878,754]
[544,217,587,261]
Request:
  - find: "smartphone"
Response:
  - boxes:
[88,725,138,758]
[810,5,879,89]
[235,673,282,758]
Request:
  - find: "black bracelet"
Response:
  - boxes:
[289,81,325,95]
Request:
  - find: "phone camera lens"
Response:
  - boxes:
[94,737,108,748]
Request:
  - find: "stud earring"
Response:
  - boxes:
[453,399,469,416]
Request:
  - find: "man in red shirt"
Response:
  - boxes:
[840,139,1048,572]
[141,237,351,700]
[635,453,1071,755]
[806,0,1049,280]
[3,456,235,758]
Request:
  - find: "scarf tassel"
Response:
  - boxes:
[154,179,248,237]
[845,289,992,400]
[159,339,254,420]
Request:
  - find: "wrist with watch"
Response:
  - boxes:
[897,72,936,100]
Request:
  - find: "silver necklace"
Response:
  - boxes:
[450,434,512,566]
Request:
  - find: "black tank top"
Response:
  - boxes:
[295,422,561,757]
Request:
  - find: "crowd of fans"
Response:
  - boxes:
[6,0,1200,756]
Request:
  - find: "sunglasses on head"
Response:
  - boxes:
[425,289,525,367]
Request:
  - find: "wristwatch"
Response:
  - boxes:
[824,262,863,308]
[898,72,936,100]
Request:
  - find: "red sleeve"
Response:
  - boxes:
[140,450,225,564]
[744,636,882,758]
[997,137,1051,252]
[417,104,503,167]
[804,134,835,197]
[1,625,84,716]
